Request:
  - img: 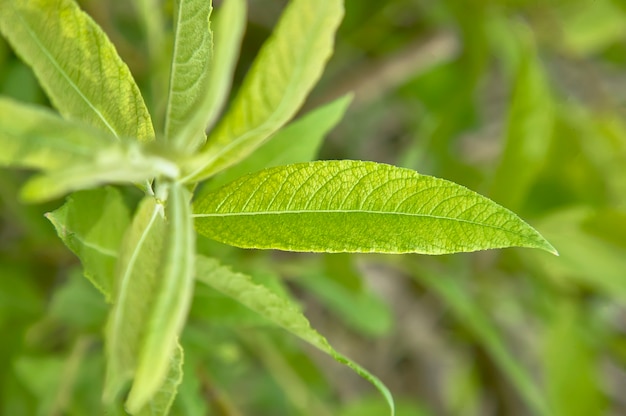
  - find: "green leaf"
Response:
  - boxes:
[0,98,115,170]
[202,94,352,193]
[183,0,344,182]
[45,187,131,300]
[490,29,552,211]
[543,300,606,416]
[195,255,395,416]
[105,196,166,403]
[193,160,557,254]
[0,0,154,140]
[164,0,213,149]
[127,183,195,412]
[21,142,179,202]
[136,343,184,416]
[408,261,552,416]
[105,184,194,412]
[200,0,247,137]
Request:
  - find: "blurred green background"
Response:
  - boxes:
[2,0,626,415]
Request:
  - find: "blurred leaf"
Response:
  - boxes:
[46,187,131,300]
[0,0,154,140]
[164,0,213,150]
[184,0,344,181]
[195,255,396,416]
[528,208,626,300]
[543,300,606,416]
[556,0,626,55]
[581,208,626,249]
[14,356,64,415]
[0,98,116,171]
[238,331,334,416]
[193,160,557,254]
[203,94,352,192]
[339,395,432,416]
[48,269,108,329]
[295,270,392,337]
[490,28,552,212]
[408,262,552,416]
[20,142,179,202]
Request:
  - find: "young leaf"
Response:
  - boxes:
[0,98,116,171]
[127,183,195,412]
[202,94,352,193]
[183,0,344,182]
[199,0,247,137]
[45,187,131,300]
[171,0,247,152]
[193,160,557,255]
[164,0,213,149]
[20,142,179,202]
[0,0,154,140]
[195,255,395,416]
[105,196,167,403]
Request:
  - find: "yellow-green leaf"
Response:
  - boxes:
[193,160,557,255]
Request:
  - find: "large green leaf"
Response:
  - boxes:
[163,0,213,150]
[183,0,344,182]
[0,98,115,170]
[195,255,395,416]
[20,142,179,202]
[45,187,131,300]
[193,160,557,254]
[202,94,352,193]
[0,0,154,140]
[105,184,194,413]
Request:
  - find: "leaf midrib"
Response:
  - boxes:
[193,209,524,235]
[13,3,119,137]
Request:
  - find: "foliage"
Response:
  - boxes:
[2,0,624,415]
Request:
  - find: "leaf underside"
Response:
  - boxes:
[193,160,556,255]
[0,0,154,140]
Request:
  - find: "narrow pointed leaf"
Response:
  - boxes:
[45,187,131,300]
[199,0,247,136]
[491,31,552,211]
[0,0,154,140]
[195,255,395,416]
[193,161,557,254]
[184,0,343,182]
[21,143,179,202]
[127,183,195,413]
[0,98,115,170]
[105,196,167,402]
[164,0,213,148]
